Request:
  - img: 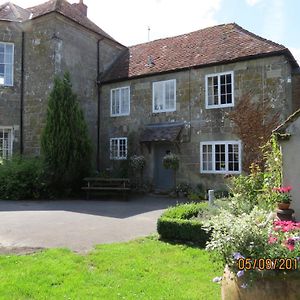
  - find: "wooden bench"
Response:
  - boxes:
[82,177,131,200]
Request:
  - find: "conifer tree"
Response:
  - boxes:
[41,72,92,194]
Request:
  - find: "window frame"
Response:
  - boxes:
[110,137,128,160]
[110,86,130,117]
[0,126,14,160]
[152,79,176,113]
[200,140,241,174]
[205,71,234,109]
[0,42,14,87]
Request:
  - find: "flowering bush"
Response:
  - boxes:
[272,186,292,203]
[204,207,270,268]
[268,220,300,253]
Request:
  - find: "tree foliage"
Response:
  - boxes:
[41,72,92,194]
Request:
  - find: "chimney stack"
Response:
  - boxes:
[72,0,87,17]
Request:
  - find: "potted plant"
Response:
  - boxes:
[272,186,292,209]
[205,208,300,300]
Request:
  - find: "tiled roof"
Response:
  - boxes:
[0,2,31,22]
[140,122,184,142]
[27,0,116,41]
[103,23,298,83]
[0,0,117,43]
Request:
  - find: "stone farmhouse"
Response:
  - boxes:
[1,0,299,191]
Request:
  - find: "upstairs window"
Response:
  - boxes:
[153,79,176,113]
[110,87,130,116]
[205,71,234,108]
[110,137,127,160]
[0,42,14,86]
[200,141,241,174]
[0,127,13,160]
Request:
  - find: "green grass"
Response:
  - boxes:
[0,237,222,299]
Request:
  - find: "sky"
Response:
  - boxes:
[1,0,299,64]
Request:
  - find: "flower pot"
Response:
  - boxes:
[277,202,290,210]
[222,265,300,300]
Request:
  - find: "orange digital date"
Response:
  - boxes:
[237,258,298,270]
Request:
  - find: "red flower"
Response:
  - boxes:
[285,238,295,251]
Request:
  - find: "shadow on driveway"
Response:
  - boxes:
[0,194,188,219]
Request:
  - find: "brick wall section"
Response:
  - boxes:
[100,55,294,189]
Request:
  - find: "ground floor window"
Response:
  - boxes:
[0,127,13,160]
[110,137,127,160]
[200,140,241,174]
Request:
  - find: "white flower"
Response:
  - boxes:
[212,276,223,283]
[237,270,244,277]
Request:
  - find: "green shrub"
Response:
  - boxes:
[0,156,49,200]
[41,72,92,195]
[157,202,210,247]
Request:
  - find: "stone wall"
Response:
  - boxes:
[279,117,300,219]
[292,72,300,110]
[100,55,294,189]
[0,22,23,153]
[1,13,124,165]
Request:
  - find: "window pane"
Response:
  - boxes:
[207,76,219,106]
[0,43,14,86]
[228,143,239,171]
[120,88,129,114]
[215,144,226,171]
[165,81,175,110]
[154,82,164,111]
[202,144,212,171]
[0,128,13,159]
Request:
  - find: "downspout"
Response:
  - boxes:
[20,31,25,155]
[96,38,104,171]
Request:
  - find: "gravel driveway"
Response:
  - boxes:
[0,195,184,253]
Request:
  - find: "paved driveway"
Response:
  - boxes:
[0,195,184,253]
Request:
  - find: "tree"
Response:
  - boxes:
[41,72,92,194]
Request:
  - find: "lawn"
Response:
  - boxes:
[0,237,222,299]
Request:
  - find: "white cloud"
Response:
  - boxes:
[246,0,262,6]
[290,47,300,66]
[3,0,222,46]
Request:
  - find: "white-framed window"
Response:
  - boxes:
[110,87,130,116]
[205,71,234,108]
[152,79,176,113]
[110,137,127,160]
[0,127,13,160]
[0,42,14,86]
[200,141,241,174]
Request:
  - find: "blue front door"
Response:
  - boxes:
[154,143,174,191]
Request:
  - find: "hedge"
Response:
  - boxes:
[157,202,210,247]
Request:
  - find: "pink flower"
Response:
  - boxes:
[268,236,278,244]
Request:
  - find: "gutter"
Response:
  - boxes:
[20,31,25,155]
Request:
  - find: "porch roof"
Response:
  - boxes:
[140,122,184,143]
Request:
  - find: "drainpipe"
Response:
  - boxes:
[96,38,104,171]
[20,31,25,155]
